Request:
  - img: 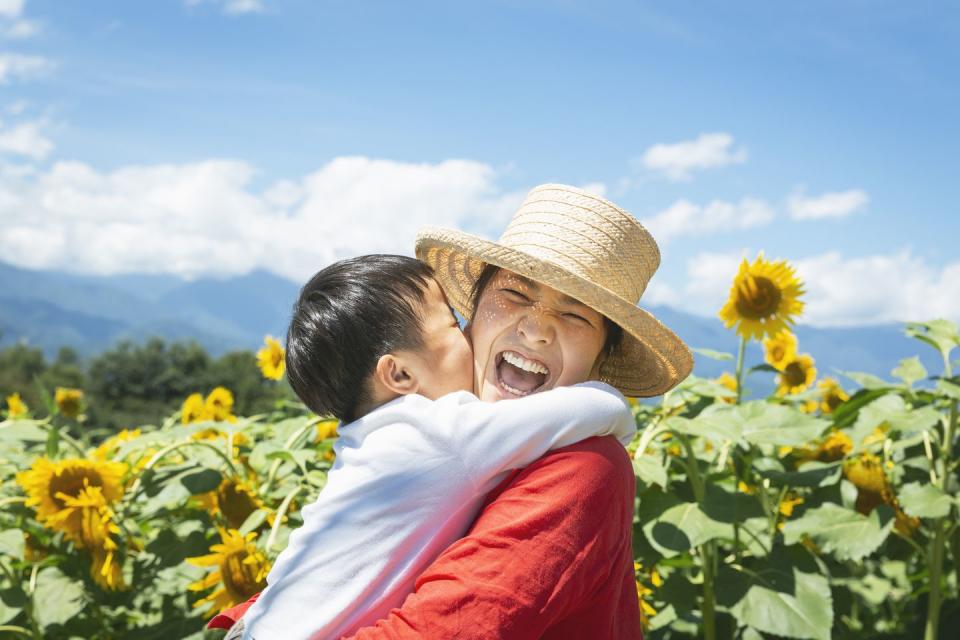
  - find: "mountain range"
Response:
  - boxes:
[0,261,944,386]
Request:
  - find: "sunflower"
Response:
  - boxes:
[715,372,738,404]
[634,562,662,628]
[776,354,817,396]
[62,488,126,591]
[182,393,206,425]
[799,399,819,414]
[257,336,286,381]
[91,548,126,591]
[205,387,237,423]
[23,532,48,562]
[191,428,250,460]
[315,419,340,442]
[17,457,127,542]
[198,477,264,530]
[817,430,853,462]
[188,528,270,613]
[763,331,798,370]
[6,392,28,418]
[818,378,849,414]
[18,457,128,591]
[778,493,804,518]
[719,253,805,341]
[93,428,142,460]
[55,387,84,419]
[843,453,919,536]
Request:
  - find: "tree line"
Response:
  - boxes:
[0,338,294,434]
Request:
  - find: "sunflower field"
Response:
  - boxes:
[1,255,958,639]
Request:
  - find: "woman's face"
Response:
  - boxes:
[468,269,608,402]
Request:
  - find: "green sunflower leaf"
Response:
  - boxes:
[718,552,833,640]
[898,482,956,519]
[891,356,927,389]
[642,501,732,557]
[33,567,85,630]
[782,503,894,561]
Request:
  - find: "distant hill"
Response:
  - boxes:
[0,262,298,357]
[0,261,943,384]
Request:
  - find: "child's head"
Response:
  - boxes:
[286,255,473,423]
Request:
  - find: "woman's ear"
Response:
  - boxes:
[589,352,606,380]
[373,353,420,396]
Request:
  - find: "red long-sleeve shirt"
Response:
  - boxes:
[210,435,641,639]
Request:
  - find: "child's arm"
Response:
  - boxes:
[437,381,635,489]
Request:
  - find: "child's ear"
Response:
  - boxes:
[374,353,420,396]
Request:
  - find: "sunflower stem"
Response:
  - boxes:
[260,417,321,497]
[266,483,303,554]
[924,357,957,640]
[678,434,717,640]
[699,542,718,640]
[123,440,240,513]
[34,420,85,457]
[733,336,748,405]
[0,625,32,637]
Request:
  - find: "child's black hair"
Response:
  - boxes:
[286,255,434,423]
[469,264,624,358]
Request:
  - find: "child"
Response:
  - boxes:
[237,255,635,640]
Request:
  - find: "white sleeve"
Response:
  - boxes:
[440,381,635,489]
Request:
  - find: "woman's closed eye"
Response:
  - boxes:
[563,312,590,325]
[500,288,531,303]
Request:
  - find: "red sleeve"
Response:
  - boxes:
[207,591,261,630]
[343,436,636,640]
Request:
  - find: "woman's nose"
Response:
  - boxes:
[517,309,555,344]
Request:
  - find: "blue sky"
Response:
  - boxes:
[1,0,958,327]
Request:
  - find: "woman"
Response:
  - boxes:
[346,183,692,638]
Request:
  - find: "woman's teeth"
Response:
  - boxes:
[501,350,549,376]
[500,380,531,396]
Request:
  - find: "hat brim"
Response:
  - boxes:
[416,226,694,397]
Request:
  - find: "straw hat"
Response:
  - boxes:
[415,183,693,397]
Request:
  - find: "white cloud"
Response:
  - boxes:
[640,132,747,181]
[0,120,52,158]
[640,197,774,243]
[186,0,265,15]
[224,0,264,14]
[5,19,39,38]
[0,156,521,281]
[788,189,868,220]
[643,249,960,326]
[0,0,23,19]
[0,0,38,39]
[0,53,53,83]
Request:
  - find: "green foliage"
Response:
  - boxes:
[782,504,895,562]
[0,338,295,434]
[0,319,958,639]
[629,320,960,640]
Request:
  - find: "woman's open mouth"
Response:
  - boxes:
[495,350,550,397]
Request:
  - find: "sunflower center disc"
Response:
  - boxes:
[782,361,807,387]
[735,275,783,319]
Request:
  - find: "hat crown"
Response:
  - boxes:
[497,184,660,303]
